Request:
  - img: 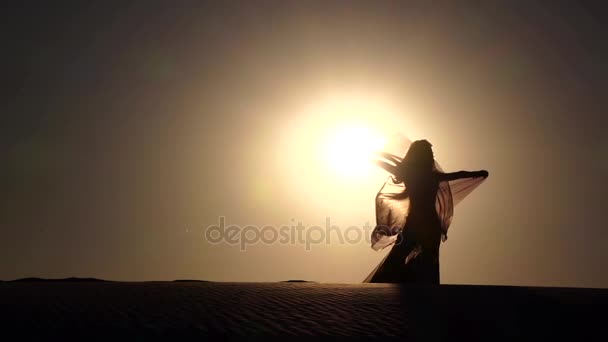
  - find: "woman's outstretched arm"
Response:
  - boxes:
[439,170,488,182]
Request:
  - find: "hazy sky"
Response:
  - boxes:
[3,2,606,287]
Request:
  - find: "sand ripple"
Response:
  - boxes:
[1,282,606,339]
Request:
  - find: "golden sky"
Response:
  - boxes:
[2,2,606,287]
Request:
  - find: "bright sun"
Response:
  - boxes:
[277,90,411,204]
[322,125,387,179]
[273,89,418,217]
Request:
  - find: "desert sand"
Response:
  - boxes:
[1,280,606,340]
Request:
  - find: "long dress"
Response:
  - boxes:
[366,170,443,284]
[363,134,487,284]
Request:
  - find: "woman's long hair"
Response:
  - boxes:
[394,139,436,184]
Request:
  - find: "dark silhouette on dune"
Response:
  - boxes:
[365,137,488,284]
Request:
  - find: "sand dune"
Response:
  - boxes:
[1,281,606,339]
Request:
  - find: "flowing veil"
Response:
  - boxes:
[363,133,487,283]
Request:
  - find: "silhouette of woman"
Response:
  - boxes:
[364,137,488,284]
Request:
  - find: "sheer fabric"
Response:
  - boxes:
[363,134,487,283]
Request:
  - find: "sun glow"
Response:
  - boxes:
[275,90,412,212]
[322,125,387,179]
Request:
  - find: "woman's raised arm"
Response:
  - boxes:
[439,170,488,182]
